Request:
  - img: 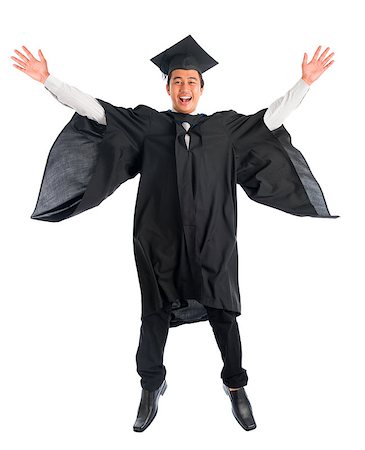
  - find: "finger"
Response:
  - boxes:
[322,52,335,65]
[312,45,322,61]
[14,49,29,63]
[21,45,35,60]
[319,47,330,61]
[323,60,335,70]
[10,55,27,67]
[12,64,25,72]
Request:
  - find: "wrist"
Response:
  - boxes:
[301,76,312,86]
[40,72,50,84]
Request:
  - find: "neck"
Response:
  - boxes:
[171,107,198,115]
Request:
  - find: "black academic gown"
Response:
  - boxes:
[30,100,338,327]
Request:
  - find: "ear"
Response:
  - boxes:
[166,84,170,96]
[200,86,204,96]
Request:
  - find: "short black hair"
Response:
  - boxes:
[165,70,204,88]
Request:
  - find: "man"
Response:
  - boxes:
[11,35,337,432]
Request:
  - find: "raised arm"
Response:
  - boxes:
[263,78,310,131]
[43,74,106,125]
[263,45,335,131]
[10,45,106,125]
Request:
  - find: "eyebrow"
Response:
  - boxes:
[172,76,198,80]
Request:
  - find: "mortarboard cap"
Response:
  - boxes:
[150,35,218,76]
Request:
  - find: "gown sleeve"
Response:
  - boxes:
[30,99,151,222]
[224,108,338,218]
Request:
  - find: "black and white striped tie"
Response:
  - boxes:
[181,121,191,150]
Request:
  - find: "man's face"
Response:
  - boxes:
[166,69,204,114]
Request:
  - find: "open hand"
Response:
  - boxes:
[302,46,335,85]
[10,45,50,84]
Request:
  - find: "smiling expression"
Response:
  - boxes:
[166,69,204,114]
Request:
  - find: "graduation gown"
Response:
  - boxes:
[30,100,338,327]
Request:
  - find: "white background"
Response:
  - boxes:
[1,0,364,448]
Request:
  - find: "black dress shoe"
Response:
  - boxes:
[133,379,167,432]
[223,384,257,431]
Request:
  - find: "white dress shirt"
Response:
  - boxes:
[43,74,310,133]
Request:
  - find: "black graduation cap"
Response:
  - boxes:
[150,35,219,76]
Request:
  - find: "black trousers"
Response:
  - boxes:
[136,304,248,391]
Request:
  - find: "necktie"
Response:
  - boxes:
[181,121,191,150]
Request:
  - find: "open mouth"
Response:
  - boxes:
[179,96,192,104]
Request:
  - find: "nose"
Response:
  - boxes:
[179,83,190,92]
[179,80,189,88]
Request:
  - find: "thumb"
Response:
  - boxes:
[302,52,307,65]
[38,49,45,61]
